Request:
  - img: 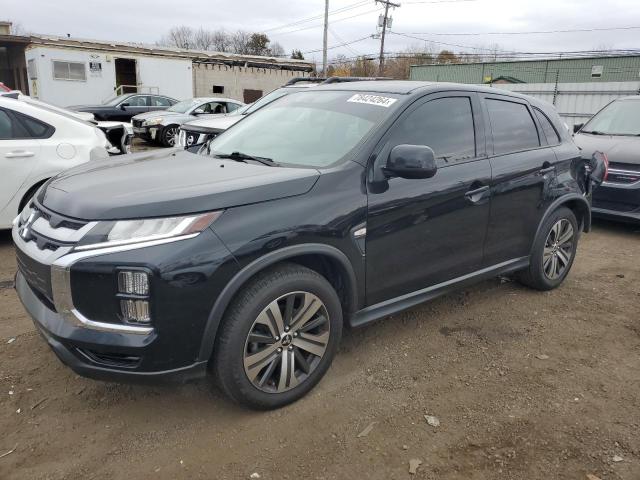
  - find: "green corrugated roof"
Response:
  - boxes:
[410,55,640,83]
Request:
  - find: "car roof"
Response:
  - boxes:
[310,80,537,99]
[188,97,243,103]
[616,96,640,101]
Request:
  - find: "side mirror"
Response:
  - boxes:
[384,144,437,179]
[120,103,130,110]
[573,123,584,134]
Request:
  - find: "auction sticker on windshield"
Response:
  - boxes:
[347,94,397,108]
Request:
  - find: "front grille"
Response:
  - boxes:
[16,248,53,303]
[18,203,88,252]
[606,162,640,185]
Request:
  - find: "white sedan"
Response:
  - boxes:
[0,95,111,229]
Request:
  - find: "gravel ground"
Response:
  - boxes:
[0,219,639,480]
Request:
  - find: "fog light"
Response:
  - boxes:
[118,271,149,296]
[120,299,151,324]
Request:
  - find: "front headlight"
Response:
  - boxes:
[143,118,163,127]
[75,211,223,251]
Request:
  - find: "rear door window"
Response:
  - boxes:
[389,96,476,162]
[486,99,540,155]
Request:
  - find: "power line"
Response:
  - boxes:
[303,34,373,54]
[398,25,640,36]
[270,6,384,37]
[329,26,363,56]
[262,0,370,33]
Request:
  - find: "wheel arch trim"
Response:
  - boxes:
[533,194,591,250]
[197,243,358,362]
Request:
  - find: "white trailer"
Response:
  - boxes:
[24,38,194,107]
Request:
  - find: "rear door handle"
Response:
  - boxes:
[537,166,556,176]
[464,185,490,204]
[5,150,35,158]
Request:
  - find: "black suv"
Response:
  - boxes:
[14,81,605,409]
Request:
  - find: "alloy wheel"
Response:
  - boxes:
[543,218,574,280]
[164,127,178,146]
[243,291,330,393]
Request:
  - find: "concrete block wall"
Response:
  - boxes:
[193,63,310,102]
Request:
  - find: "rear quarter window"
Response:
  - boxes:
[533,107,561,145]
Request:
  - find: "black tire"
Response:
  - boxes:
[160,125,179,147]
[518,207,579,291]
[213,263,343,410]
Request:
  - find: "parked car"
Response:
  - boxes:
[0,95,111,229]
[69,93,178,122]
[13,81,606,409]
[573,96,640,223]
[177,78,329,150]
[132,97,244,147]
[2,92,132,155]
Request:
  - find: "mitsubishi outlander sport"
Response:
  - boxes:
[13,81,606,409]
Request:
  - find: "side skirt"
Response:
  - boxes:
[349,257,530,328]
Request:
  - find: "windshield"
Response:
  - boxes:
[583,99,640,135]
[168,99,200,113]
[244,88,291,115]
[208,90,399,168]
[104,94,132,106]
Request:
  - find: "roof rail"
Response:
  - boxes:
[284,77,328,86]
[321,76,392,84]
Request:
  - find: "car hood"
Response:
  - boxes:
[573,133,640,165]
[38,149,320,220]
[182,114,244,132]
[131,110,178,121]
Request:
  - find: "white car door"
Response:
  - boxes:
[0,108,42,219]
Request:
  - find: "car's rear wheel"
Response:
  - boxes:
[213,263,342,409]
[518,207,579,291]
[161,125,179,147]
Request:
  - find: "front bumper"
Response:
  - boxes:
[16,271,207,382]
[592,178,640,223]
[13,207,239,383]
[132,124,161,141]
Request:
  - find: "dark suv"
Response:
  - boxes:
[13,82,605,409]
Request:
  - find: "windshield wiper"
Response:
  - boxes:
[214,151,278,167]
[580,130,606,135]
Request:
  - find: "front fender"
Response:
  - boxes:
[196,243,358,363]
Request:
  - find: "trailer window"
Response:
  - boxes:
[52,61,86,81]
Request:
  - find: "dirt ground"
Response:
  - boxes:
[0,219,639,480]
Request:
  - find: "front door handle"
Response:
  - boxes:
[464,185,490,204]
[5,150,35,158]
[537,165,556,176]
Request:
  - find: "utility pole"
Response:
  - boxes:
[322,0,329,76]
[376,0,400,76]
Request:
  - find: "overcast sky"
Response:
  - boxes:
[5,0,640,63]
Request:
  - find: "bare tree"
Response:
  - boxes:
[158,25,195,49]
[269,41,285,57]
[193,27,216,50]
[230,30,252,54]
[7,21,29,36]
[212,30,232,52]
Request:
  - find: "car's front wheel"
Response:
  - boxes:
[161,125,179,147]
[213,263,343,409]
[518,207,579,291]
